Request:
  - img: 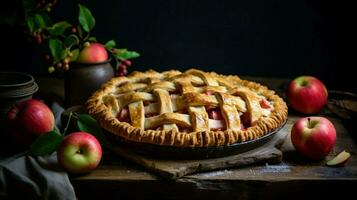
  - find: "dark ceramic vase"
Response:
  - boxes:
[64,59,114,107]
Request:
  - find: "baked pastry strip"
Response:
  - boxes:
[231,88,262,125]
[188,106,209,131]
[128,101,145,129]
[153,89,178,131]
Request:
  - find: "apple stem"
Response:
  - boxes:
[301,80,308,87]
[308,117,311,128]
[63,111,73,135]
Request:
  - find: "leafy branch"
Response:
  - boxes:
[20,0,139,75]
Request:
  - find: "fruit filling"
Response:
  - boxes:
[117,107,130,122]
[259,99,271,109]
[208,108,223,120]
[240,112,250,127]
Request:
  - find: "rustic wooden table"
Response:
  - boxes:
[35,76,357,199]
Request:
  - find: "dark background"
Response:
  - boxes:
[1,0,355,92]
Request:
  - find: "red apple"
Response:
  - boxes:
[57,132,102,174]
[7,99,55,147]
[76,42,108,63]
[291,116,336,160]
[286,76,328,114]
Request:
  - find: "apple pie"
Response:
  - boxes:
[86,69,288,147]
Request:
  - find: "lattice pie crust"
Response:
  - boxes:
[87,69,287,147]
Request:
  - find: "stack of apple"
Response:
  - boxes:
[7,99,102,174]
[286,76,350,166]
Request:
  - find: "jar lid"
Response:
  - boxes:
[0,72,39,98]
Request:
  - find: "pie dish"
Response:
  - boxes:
[86,69,288,148]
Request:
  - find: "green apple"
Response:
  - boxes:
[57,132,102,174]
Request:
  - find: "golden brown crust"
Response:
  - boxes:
[86,69,288,147]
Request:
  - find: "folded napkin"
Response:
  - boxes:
[0,152,76,200]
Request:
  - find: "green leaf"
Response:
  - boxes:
[88,37,97,42]
[27,16,35,32]
[115,49,140,60]
[64,34,79,47]
[26,13,51,32]
[49,21,72,36]
[105,40,116,49]
[49,39,65,62]
[34,13,47,29]
[28,131,64,156]
[60,49,67,60]
[40,12,52,26]
[70,49,79,62]
[77,114,107,146]
[77,25,83,39]
[78,4,95,32]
